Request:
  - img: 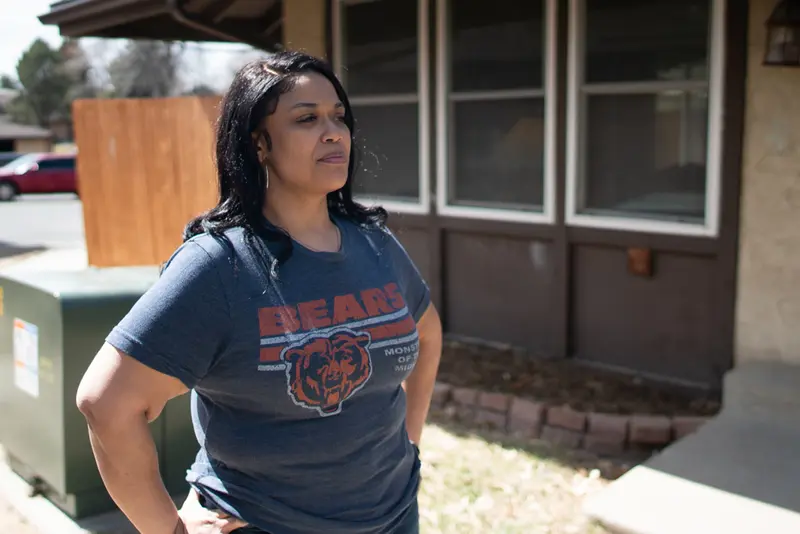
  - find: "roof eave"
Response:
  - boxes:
[39,0,167,38]
[39,0,283,50]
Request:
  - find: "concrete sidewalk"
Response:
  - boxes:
[0,497,39,534]
[0,444,155,534]
[585,362,800,533]
[0,247,88,275]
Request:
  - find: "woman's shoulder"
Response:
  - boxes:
[184,227,247,257]
[338,217,393,251]
[338,217,419,270]
[162,227,249,278]
[338,215,391,239]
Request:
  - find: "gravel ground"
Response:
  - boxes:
[419,420,613,534]
[438,340,721,416]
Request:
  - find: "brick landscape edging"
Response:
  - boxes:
[430,382,710,455]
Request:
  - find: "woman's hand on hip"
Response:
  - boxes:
[174,489,249,534]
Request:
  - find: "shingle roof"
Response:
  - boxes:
[0,117,52,140]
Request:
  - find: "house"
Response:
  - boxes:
[0,116,53,154]
[0,89,53,154]
[38,0,800,389]
[39,1,800,527]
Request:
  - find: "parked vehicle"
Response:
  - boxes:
[0,153,78,201]
[0,152,22,167]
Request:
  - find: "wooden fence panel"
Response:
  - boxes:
[72,96,221,267]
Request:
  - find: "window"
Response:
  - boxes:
[436,0,556,222]
[334,0,429,213]
[0,153,38,172]
[38,158,75,171]
[566,0,724,235]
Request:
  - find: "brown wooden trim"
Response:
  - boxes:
[430,225,445,324]
[39,0,160,24]
[206,0,237,23]
[713,0,748,378]
[39,0,166,36]
[385,212,434,230]
[426,0,444,323]
[237,3,282,36]
[325,0,334,61]
[41,0,282,49]
[437,216,557,240]
[167,0,254,46]
[566,227,721,256]
[389,211,557,240]
[553,0,571,360]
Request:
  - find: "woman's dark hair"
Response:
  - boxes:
[183,50,387,274]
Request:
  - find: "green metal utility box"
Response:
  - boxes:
[0,267,198,519]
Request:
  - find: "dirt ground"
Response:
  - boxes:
[0,338,674,534]
[437,339,721,417]
[0,419,628,534]
[418,417,628,534]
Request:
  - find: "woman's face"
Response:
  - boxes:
[257,72,351,197]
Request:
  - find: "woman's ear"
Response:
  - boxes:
[252,131,270,166]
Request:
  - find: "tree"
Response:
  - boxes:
[10,39,72,127]
[59,38,99,102]
[0,75,19,90]
[183,84,218,96]
[107,40,185,98]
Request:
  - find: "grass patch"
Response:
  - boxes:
[418,420,615,534]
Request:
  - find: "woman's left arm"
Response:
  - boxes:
[403,302,443,445]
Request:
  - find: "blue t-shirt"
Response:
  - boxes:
[106,216,431,534]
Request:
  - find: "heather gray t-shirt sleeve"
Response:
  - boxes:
[385,230,431,322]
[105,240,232,389]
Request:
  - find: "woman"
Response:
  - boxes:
[75,51,442,534]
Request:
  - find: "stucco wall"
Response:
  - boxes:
[282,0,327,59]
[735,0,800,364]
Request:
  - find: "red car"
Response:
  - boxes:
[0,153,79,201]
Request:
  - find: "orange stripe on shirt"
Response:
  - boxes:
[260,347,283,362]
[365,316,416,341]
[259,316,416,363]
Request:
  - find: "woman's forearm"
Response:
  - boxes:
[404,314,443,444]
[84,410,180,534]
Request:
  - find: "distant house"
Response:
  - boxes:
[0,116,53,154]
[0,89,54,154]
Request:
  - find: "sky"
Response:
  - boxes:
[0,0,263,91]
[0,0,62,77]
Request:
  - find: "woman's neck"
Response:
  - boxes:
[263,188,338,250]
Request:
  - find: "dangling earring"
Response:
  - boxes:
[264,163,270,190]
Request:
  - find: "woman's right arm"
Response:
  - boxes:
[76,342,188,534]
[75,240,236,534]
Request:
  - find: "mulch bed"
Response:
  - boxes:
[437,339,721,417]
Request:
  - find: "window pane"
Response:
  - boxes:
[581,91,708,222]
[585,0,710,83]
[450,0,544,91]
[39,159,74,170]
[451,98,545,209]
[343,0,417,95]
[352,104,419,201]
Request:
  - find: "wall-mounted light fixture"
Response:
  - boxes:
[764,0,800,66]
